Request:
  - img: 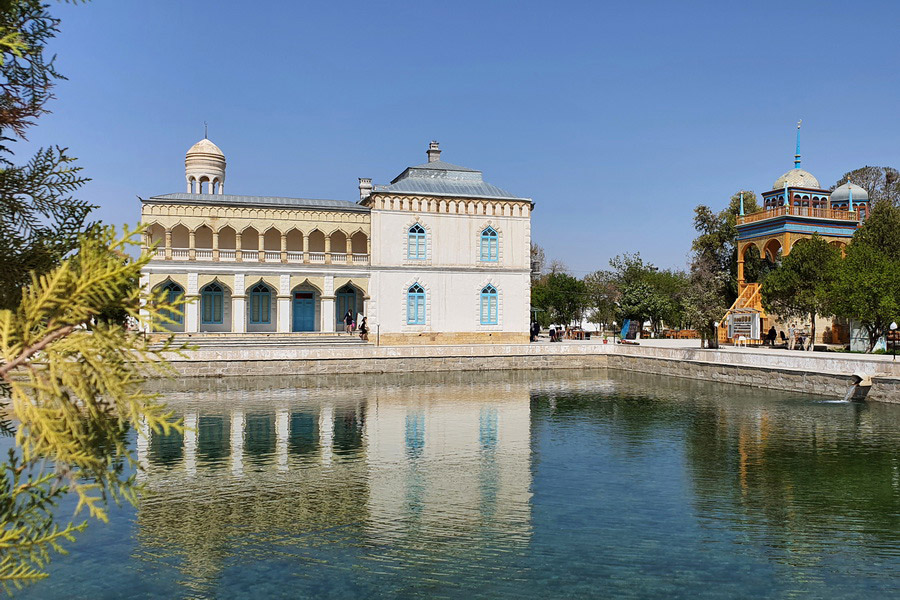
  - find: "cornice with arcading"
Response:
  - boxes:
[364,192,532,217]
[141,203,371,225]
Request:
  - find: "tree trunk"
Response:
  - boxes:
[808,312,816,351]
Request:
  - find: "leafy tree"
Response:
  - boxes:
[530,242,545,282]
[583,269,619,328]
[0,0,95,311]
[537,271,586,326]
[691,190,762,301]
[831,202,900,351]
[0,226,187,591]
[683,253,730,348]
[607,253,687,333]
[833,166,900,207]
[761,235,841,350]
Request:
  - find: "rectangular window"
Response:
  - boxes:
[480,294,498,325]
[480,235,498,262]
[407,293,425,324]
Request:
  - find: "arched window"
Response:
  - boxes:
[407,224,426,260]
[480,284,498,324]
[407,283,425,325]
[201,282,224,324]
[480,227,498,262]
[250,283,271,324]
[161,282,183,324]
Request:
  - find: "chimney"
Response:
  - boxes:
[427,140,441,163]
[358,177,373,201]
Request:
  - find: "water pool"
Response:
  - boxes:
[17,369,900,599]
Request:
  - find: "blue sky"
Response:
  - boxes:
[19,0,900,274]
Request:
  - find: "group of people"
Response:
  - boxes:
[343,310,368,341]
[530,322,567,343]
[764,323,809,350]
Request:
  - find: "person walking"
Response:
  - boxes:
[343,310,353,334]
[358,317,369,341]
[788,323,796,350]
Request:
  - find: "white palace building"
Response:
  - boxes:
[140,139,533,344]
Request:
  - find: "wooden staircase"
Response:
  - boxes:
[718,283,767,344]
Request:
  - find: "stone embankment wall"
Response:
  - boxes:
[161,343,900,403]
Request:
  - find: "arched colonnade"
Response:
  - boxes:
[144,223,370,265]
[151,278,367,334]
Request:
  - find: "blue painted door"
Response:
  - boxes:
[292,292,315,332]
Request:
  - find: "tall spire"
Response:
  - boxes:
[739,191,745,216]
[793,119,802,168]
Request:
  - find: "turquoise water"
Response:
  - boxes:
[16,369,900,599]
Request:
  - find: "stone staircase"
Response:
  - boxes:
[153,332,368,348]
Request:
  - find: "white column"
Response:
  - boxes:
[230,409,244,477]
[136,416,150,482]
[322,275,335,332]
[277,274,290,333]
[276,408,289,473]
[319,404,334,466]
[139,273,151,333]
[185,272,199,332]
[233,274,246,333]
[184,412,198,477]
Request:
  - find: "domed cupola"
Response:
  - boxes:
[830,181,869,209]
[185,137,226,194]
[773,168,820,190]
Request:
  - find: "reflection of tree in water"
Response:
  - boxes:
[685,399,900,559]
[530,369,900,570]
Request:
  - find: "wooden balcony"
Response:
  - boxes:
[738,206,860,225]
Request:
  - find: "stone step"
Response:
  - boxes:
[153,333,369,347]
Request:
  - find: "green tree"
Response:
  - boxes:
[0,0,95,311]
[683,253,730,348]
[830,202,900,351]
[583,269,619,328]
[761,235,841,350]
[607,253,687,333]
[691,190,762,301]
[833,166,900,207]
[0,227,187,591]
[543,271,586,326]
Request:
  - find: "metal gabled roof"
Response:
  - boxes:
[145,193,370,213]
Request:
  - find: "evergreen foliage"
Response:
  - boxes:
[0,225,189,591]
[0,0,95,311]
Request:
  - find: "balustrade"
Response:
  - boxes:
[150,241,369,266]
[738,206,860,225]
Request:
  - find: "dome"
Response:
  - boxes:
[773,168,820,189]
[830,181,869,205]
[185,137,226,194]
[186,138,224,157]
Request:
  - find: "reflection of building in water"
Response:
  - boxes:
[135,373,533,593]
[364,381,533,549]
